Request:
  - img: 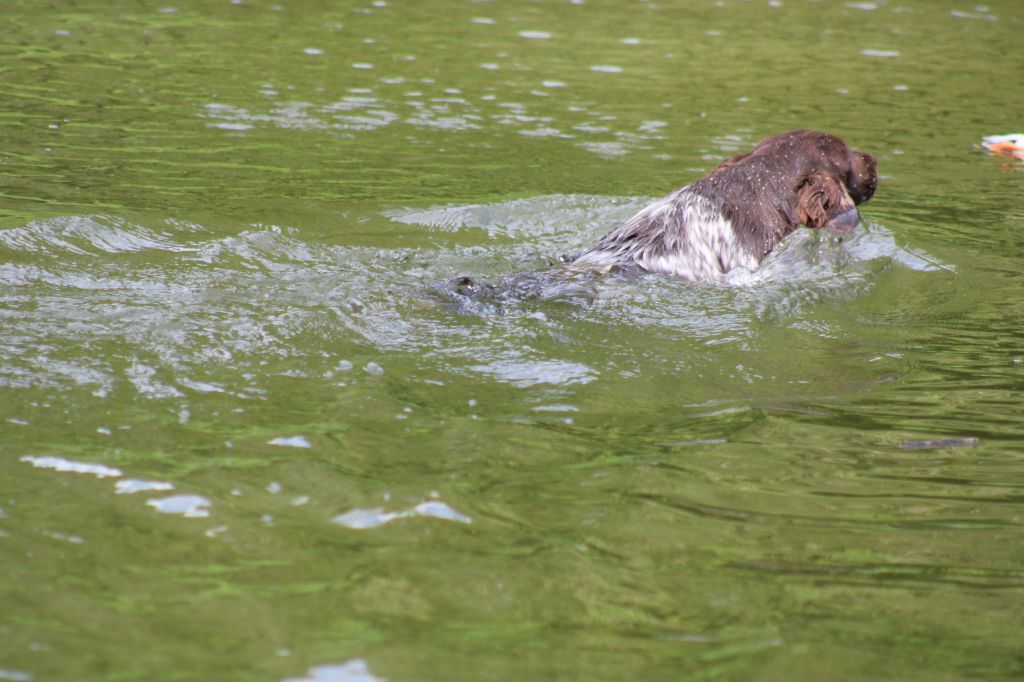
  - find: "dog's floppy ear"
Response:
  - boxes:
[795,172,850,228]
[846,151,877,204]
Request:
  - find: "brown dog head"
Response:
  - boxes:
[756,130,877,234]
[713,130,877,236]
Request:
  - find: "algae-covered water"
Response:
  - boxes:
[2,1,1024,680]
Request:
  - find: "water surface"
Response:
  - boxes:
[2,1,1024,680]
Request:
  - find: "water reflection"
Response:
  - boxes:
[269,435,313,448]
[283,660,385,682]
[146,494,212,518]
[19,455,211,520]
[115,479,175,494]
[4,0,1024,678]
[20,455,122,478]
[200,81,678,157]
[332,499,472,529]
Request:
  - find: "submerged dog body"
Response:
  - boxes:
[571,130,878,281]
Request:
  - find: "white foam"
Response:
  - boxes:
[21,456,122,478]
[115,479,175,494]
[283,659,385,682]
[147,495,211,518]
[332,500,472,529]
[268,435,312,448]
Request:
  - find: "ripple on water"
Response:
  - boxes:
[147,494,212,518]
[283,660,385,682]
[19,452,213,522]
[0,215,197,257]
[202,101,399,133]
[332,499,472,529]
[21,455,122,478]
[579,141,630,157]
[115,479,175,494]
[469,358,596,387]
[199,86,671,157]
[383,193,646,239]
[0,197,947,398]
[950,8,996,21]
[0,669,33,682]
[268,435,313,448]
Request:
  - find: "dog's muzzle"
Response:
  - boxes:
[826,207,859,234]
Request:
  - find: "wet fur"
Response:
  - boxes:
[571,129,877,281]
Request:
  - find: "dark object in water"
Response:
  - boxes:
[571,129,878,281]
[899,437,980,450]
[440,262,646,314]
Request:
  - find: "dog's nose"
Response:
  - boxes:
[825,207,859,234]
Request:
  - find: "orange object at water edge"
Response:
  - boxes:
[981,133,1024,159]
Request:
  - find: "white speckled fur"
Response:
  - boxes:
[571,188,761,282]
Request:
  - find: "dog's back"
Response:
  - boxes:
[570,187,759,281]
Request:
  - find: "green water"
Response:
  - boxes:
[3,1,1024,680]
